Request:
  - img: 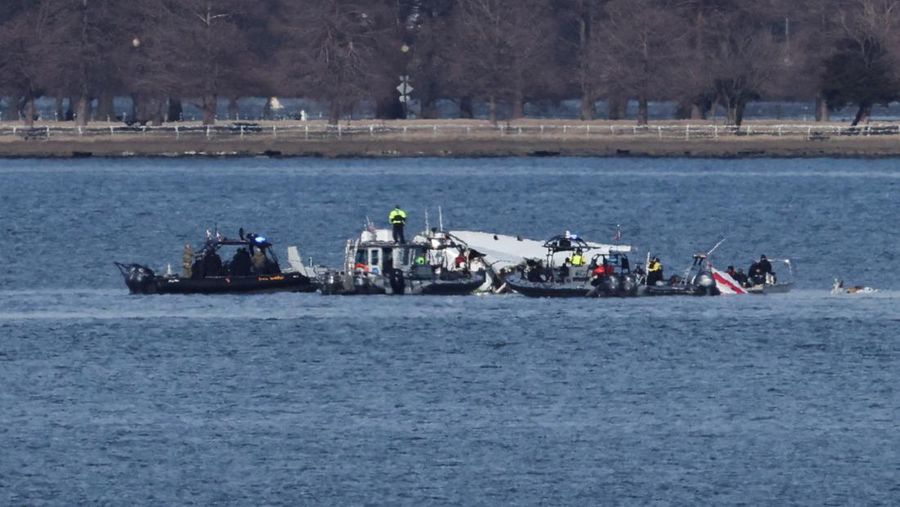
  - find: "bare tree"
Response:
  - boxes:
[447,0,557,121]
[0,1,57,126]
[822,0,900,125]
[598,0,686,125]
[274,0,394,124]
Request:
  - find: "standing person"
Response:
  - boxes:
[758,255,773,276]
[570,248,585,266]
[647,256,663,285]
[389,205,408,243]
[182,244,193,278]
[251,248,267,273]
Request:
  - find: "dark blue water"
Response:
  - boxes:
[1,158,898,505]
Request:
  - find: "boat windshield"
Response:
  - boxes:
[402,245,428,265]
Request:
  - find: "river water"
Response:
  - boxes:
[0,158,897,505]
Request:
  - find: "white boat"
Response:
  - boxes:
[319,226,485,295]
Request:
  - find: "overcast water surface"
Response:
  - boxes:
[0,157,897,505]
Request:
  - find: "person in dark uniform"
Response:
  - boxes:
[389,205,408,243]
[734,268,749,287]
[231,247,252,276]
[758,255,773,276]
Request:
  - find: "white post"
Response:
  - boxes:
[434,125,438,138]
[272,125,277,138]
[369,125,374,136]
[540,125,544,136]
[403,126,408,137]
[466,125,471,135]
[78,126,83,136]
[338,124,342,138]
[175,125,180,139]
[46,126,51,138]
[206,126,211,139]
[240,125,245,138]
[807,126,811,140]
[714,125,718,139]
[110,126,115,136]
[305,125,309,140]
[586,125,591,138]
[778,125,783,136]
[658,126,662,139]
[685,125,690,140]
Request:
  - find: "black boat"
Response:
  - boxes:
[116,230,318,295]
[639,253,720,296]
[506,235,640,298]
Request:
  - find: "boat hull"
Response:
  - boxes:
[507,274,639,298]
[117,263,317,295]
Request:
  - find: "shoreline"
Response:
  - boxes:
[3,119,900,158]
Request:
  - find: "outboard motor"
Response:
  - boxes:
[389,268,406,295]
[694,271,719,296]
[602,275,620,295]
[621,274,638,296]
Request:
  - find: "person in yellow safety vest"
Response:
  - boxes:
[570,248,585,266]
[389,205,407,243]
[647,256,663,285]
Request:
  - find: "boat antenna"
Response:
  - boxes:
[706,238,726,257]
[425,209,430,232]
[439,206,444,232]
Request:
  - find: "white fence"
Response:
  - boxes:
[0,122,895,141]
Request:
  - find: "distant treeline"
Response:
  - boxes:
[1,0,897,127]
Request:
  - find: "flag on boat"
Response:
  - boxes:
[711,267,747,295]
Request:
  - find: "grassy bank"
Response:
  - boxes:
[2,119,899,158]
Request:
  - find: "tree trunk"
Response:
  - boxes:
[202,95,217,125]
[263,97,273,120]
[227,96,240,120]
[23,95,36,127]
[851,103,871,126]
[328,99,341,125]
[637,96,649,126]
[734,101,745,127]
[815,95,829,122]
[511,89,524,120]
[419,81,439,119]
[151,98,165,126]
[96,93,114,122]
[580,92,595,121]
[167,98,183,122]
[607,95,627,120]
[75,95,89,127]
[459,96,474,119]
